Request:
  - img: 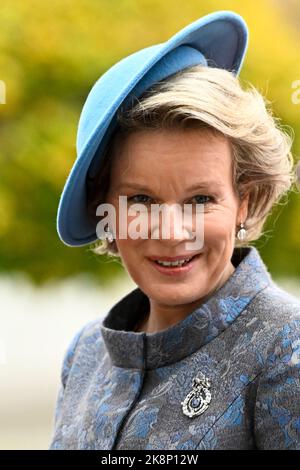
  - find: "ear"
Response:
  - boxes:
[237,192,250,225]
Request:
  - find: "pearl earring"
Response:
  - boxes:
[104,226,114,243]
[237,222,247,240]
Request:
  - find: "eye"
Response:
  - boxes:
[128,194,152,204]
[127,194,214,204]
[191,195,214,204]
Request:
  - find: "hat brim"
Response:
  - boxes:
[57,10,248,246]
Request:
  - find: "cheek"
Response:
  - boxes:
[203,213,236,244]
[113,205,150,239]
[116,239,149,286]
[116,238,143,270]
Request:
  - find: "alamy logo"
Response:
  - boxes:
[291,80,300,105]
[95,196,205,251]
[0,80,6,104]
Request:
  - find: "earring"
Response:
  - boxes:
[106,228,114,243]
[237,222,247,240]
[104,226,114,243]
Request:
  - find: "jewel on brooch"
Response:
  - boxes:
[181,372,212,418]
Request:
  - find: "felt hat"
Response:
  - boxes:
[56,10,248,246]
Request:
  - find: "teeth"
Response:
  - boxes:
[156,258,192,267]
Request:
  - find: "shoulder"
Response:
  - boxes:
[252,284,300,449]
[60,317,104,388]
[237,281,300,373]
[250,281,300,335]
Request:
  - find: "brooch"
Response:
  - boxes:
[181,372,212,418]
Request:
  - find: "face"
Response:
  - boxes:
[105,128,249,313]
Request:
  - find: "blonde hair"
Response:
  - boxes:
[87,64,297,257]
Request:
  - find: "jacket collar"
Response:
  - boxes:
[100,246,272,370]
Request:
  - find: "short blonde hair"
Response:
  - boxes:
[87,64,297,257]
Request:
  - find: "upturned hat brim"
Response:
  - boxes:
[56,10,248,246]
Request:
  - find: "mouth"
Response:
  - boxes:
[147,253,202,276]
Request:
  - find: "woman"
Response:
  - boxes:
[49,11,300,450]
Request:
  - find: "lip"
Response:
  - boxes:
[148,253,201,277]
[148,253,200,262]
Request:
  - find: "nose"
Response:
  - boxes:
[150,203,195,241]
[149,203,204,251]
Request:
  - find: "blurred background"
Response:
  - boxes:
[0,0,300,450]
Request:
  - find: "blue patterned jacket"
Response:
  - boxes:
[49,246,300,450]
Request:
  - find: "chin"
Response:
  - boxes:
[149,286,204,305]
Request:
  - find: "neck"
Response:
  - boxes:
[134,261,236,333]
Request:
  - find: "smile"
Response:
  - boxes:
[148,253,201,276]
[155,257,192,267]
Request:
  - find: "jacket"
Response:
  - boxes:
[49,245,300,450]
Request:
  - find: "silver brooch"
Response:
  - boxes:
[181,372,212,418]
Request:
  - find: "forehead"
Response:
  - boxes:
[110,128,232,183]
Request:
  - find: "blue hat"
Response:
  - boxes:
[57,10,248,247]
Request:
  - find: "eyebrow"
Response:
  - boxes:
[115,181,225,191]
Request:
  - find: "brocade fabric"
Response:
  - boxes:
[49,246,300,450]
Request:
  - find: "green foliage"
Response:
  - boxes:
[0,0,299,284]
